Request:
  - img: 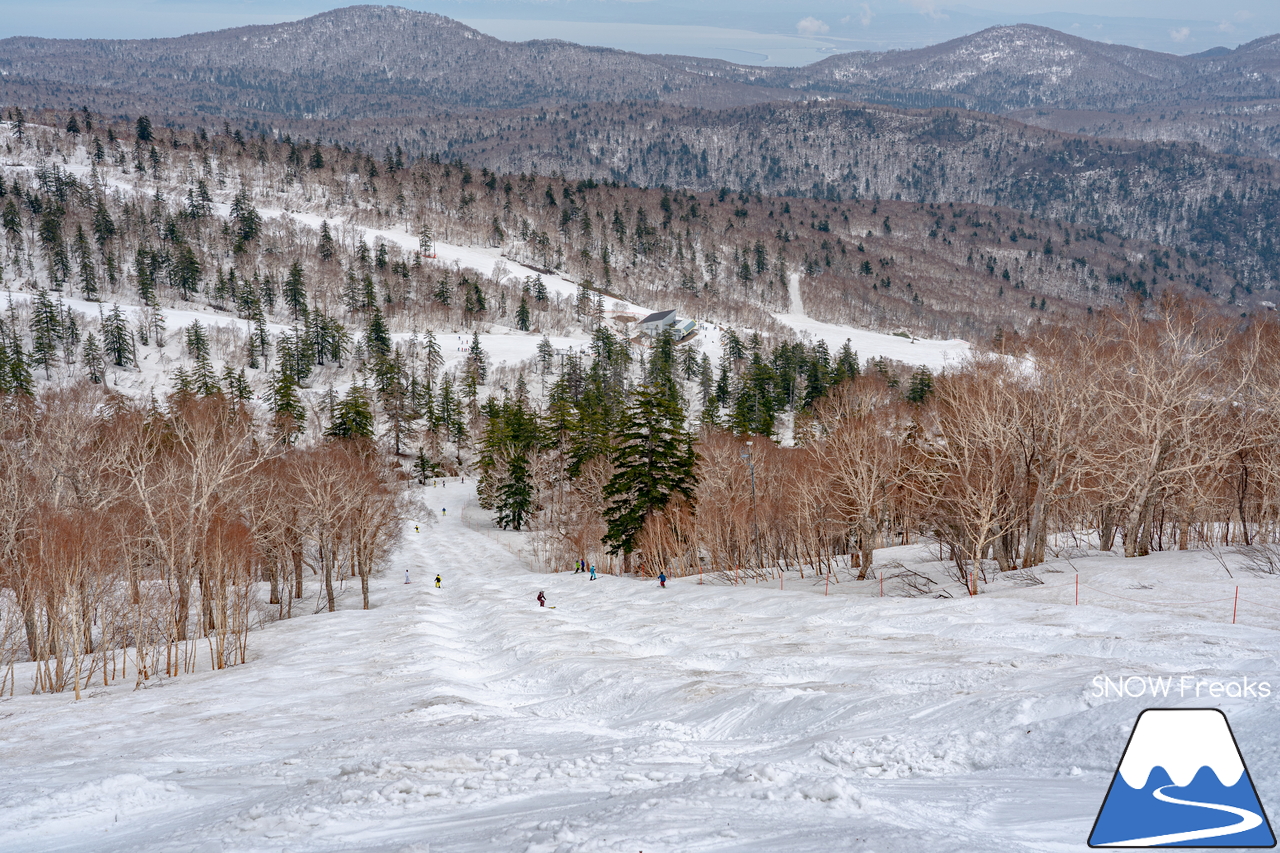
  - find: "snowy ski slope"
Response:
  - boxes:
[2,480,1279,852]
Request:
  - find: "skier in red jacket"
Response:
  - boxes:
[537,590,546,607]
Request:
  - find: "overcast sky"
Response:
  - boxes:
[2,1,1277,63]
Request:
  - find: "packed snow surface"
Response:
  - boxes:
[2,481,1280,852]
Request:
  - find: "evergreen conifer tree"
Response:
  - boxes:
[647,327,681,407]
[81,332,104,384]
[222,366,252,402]
[437,374,466,445]
[413,448,440,484]
[318,220,336,261]
[192,350,221,397]
[466,332,488,384]
[477,397,541,530]
[284,261,308,319]
[134,247,158,306]
[537,336,555,374]
[906,366,934,404]
[74,225,97,300]
[833,340,860,385]
[184,320,210,361]
[698,353,714,407]
[172,242,200,300]
[268,368,307,443]
[422,329,442,379]
[803,341,832,409]
[92,198,116,247]
[102,304,134,367]
[496,454,535,530]
[602,382,698,570]
[325,385,375,441]
[365,307,392,362]
[276,329,313,385]
[731,353,780,437]
[230,188,262,251]
[8,339,33,395]
[170,365,194,398]
[30,289,62,379]
[376,348,418,455]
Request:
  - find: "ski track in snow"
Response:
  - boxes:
[1,481,1280,851]
[787,271,805,318]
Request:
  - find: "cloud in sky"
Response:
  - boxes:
[839,5,874,28]
[1169,26,1191,42]
[796,16,829,36]
[901,0,947,20]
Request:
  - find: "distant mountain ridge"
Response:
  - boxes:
[761,25,1280,112]
[3,8,1279,125]
[0,5,796,115]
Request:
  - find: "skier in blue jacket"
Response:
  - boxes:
[658,572,667,588]
[589,565,597,581]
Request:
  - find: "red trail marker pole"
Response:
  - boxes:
[1233,586,1239,624]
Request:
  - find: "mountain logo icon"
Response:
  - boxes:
[1089,708,1276,847]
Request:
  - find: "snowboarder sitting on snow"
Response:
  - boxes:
[537,591,546,607]
[435,574,442,588]
[589,565,597,581]
[658,572,667,588]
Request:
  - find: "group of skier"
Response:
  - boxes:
[410,526,671,610]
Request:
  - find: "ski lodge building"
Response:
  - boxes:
[638,309,696,341]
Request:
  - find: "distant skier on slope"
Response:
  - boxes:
[435,574,442,588]
[589,565,597,581]
[658,572,667,588]
[405,569,410,584]
[537,590,546,607]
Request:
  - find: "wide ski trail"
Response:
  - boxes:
[2,480,1279,852]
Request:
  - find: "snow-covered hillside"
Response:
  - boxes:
[2,479,1278,852]
[0,121,968,411]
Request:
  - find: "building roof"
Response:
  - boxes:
[638,309,677,324]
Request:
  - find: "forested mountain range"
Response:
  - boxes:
[3,6,1280,292]
[0,110,1247,361]
[4,7,1280,158]
[0,5,793,115]
[405,101,1280,293]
